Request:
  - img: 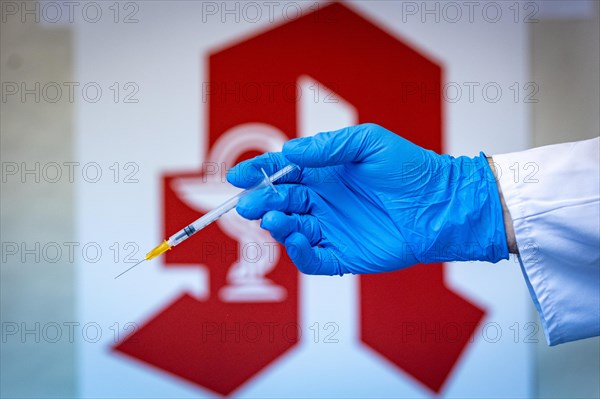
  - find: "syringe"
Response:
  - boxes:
[115,164,298,279]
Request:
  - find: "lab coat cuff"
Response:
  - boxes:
[491,152,561,346]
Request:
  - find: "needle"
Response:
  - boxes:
[114,259,146,279]
[113,164,299,280]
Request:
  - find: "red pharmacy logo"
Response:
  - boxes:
[114,3,484,395]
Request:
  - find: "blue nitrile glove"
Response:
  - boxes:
[227,123,508,275]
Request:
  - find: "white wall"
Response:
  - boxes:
[530,1,600,397]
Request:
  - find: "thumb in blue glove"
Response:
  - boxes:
[227,123,508,275]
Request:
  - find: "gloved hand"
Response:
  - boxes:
[227,123,508,275]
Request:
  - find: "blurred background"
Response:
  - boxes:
[1,1,598,398]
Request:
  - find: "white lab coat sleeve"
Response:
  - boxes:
[492,137,600,346]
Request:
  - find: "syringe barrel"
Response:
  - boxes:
[167,227,192,247]
[190,192,242,231]
[167,164,298,248]
[167,191,245,247]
